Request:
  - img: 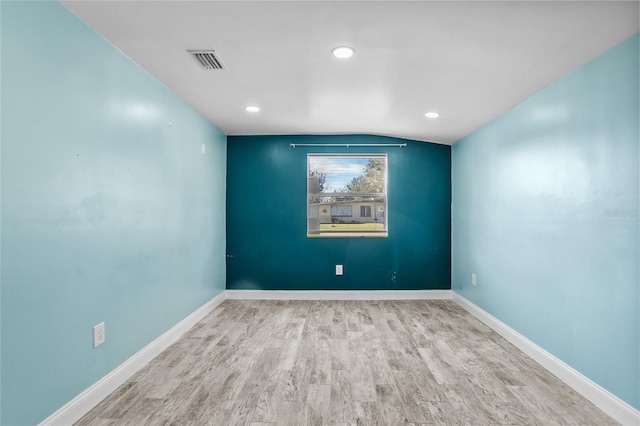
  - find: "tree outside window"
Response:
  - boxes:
[307,154,388,238]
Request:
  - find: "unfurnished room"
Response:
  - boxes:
[1,1,639,425]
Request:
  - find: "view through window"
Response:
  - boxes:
[307,154,388,237]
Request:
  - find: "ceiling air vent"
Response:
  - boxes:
[188,50,226,70]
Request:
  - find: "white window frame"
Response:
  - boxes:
[307,153,388,238]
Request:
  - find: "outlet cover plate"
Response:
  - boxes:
[93,322,105,348]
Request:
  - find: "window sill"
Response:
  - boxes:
[307,232,388,239]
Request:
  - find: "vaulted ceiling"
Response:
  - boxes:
[62,1,639,144]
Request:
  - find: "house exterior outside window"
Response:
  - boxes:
[307,154,388,238]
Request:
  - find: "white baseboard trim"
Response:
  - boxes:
[225,289,452,300]
[39,291,228,426]
[451,292,640,426]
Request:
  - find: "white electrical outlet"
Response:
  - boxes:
[336,265,343,276]
[201,143,206,154]
[471,273,477,286]
[93,322,105,348]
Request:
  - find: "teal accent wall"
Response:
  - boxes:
[452,34,639,409]
[1,2,227,424]
[227,135,451,290]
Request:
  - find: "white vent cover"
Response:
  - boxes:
[188,50,226,70]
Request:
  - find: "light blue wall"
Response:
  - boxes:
[452,34,639,409]
[0,2,3,422]
[1,2,227,424]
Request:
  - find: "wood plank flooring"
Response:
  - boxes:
[76,300,617,425]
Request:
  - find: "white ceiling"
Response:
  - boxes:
[62,1,639,145]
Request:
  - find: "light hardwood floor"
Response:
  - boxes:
[76,300,617,425]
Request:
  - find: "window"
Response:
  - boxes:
[331,205,353,217]
[307,154,388,238]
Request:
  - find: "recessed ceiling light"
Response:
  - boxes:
[332,46,355,59]
[424,112,440,118]
[245,106,260,113]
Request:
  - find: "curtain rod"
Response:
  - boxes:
[290,143,407,148]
